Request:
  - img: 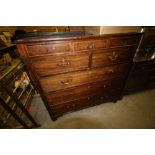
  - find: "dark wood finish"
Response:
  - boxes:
[74,39,108,51]
[109,36,139,48]
[39,63,130,92]
[15,32,142,120]
[46,77,124,105]
[50,90,121,117]
[27,42,74,56]
[92,46,135,67]
[30,52,89,76]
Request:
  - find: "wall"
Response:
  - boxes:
[0,26,85,35]
[84,26,100,34]
[84,26,141,35]
[0,26,18,34]
[17,26,85,32]
[100,26,141,34]
[0,26,141,35]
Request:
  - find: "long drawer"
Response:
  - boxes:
[39,63,130,92]
[49,89,121,117]
[30,52,89,76]
[45,77,124,105]
[92,46,135,68]
[27,42,74,56]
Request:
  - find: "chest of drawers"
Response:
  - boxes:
[15,32,141,120]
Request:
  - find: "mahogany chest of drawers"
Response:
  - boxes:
[15,32,142,120]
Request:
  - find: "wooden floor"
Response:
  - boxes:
[31,88,155,128]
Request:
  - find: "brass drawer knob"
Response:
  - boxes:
[60,79,72,85]
[107,68,114,74]
[86,44,90,49]
[121,41,127,46]
[72,104,75,107]
[100,96,104,100]
[66,105,70,109]
[57,58,70,67]
[89,43,95,49]
[108,52,118,61]
[87,43,95,49]
[52,47,56,50]
[87,85,91,89]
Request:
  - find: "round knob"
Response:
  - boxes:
[66,105,70,109]
[87,85,91,89]
[121,41,127,45]
[58,58,70,67]
[100,96,104,100]
[107,69,114,73]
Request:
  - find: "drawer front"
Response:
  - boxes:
[92,47,134,67]
[27,42,73,56]
[50,97,92,116]
[49,89,121,116]
[109,36,139,48]
[40,63,130,92]
[30,53,89,76]
[91,39,108,50]
[74,39,108,51]
[46,77,124,105]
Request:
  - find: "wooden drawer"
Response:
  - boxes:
[92,47,135,68]
[30,53,89,76]
[50,97,92,116]
[74,39,108,51]
[45,77,124,105]
[109,36,139,48]
[27,42,73,56]
[49,89,121,116]
[40,63,130,92]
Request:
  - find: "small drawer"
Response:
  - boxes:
[45,78,124,105]
[27,42,73,56]
[91,39,108,50]
[30,53,89,76]
[109,36,139,48]
[74,41,91,51]
[92,47,135,67]
[39,63,130,92]
[74,39,108,51]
